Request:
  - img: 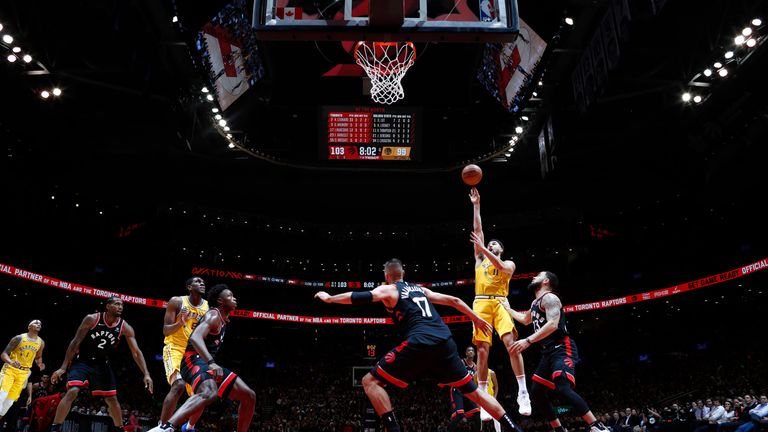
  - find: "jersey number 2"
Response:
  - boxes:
[97,339,108,350]
[412,297,432,317]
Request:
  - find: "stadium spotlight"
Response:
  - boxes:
[2,34,12,44]
[681,93,691,102]
[746,38,757,48]
[742,27,752,37]
[40,90,50,98]
[52,88,62,96]
[515,126,523,134]
[22,54,32,63]
[693,95,702,103]
[564,17,574,26]
[752,18,762,26]
[718,68,728,77]
[703,69,712,77]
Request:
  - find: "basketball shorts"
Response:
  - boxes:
[66,360,117,397]
[0,364,31,400]
[472,298,517,345]
[371,336,477,394]
[532,336,579,390]
[180,352,237,399]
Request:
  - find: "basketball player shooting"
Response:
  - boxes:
[468,187,531,418]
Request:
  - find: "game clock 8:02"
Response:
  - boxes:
[320,106,421,161]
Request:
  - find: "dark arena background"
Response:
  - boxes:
[1,0,768,431]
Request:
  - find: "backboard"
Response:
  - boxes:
[253,0,519,42]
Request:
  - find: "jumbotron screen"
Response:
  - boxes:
[320,106,421,161]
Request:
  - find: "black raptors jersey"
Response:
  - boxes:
[78,313,123,362]
[530,292,570,351]
[387,281,452,344]
[463,358,477,378]
[186,308,227,358]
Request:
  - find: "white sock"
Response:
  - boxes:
[479,381,488,392]
[494,419,502,432]
[516,375,528,395]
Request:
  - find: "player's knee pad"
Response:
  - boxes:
[554,377,589,416]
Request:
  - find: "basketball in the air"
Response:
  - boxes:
[461,164,483,186]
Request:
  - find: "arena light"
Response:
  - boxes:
[7,54,16,63]
[201,87,209,93]
[718,68,728,77]
[724,51,734,59]
[172,15,179,23]
[2,34,12,44]
[515,126,523,133]
[693,95,702,103]
[228,142,235,149]
[521,116,529,121]
[746,38,757,48]
[532,91,538,97]
[22,54,32,63]
[218,119,227,127]
[742,27,753,37]
[753,18,762,27]
[713,62,723,69]
[206,94,214,101]
[52,87,61,96]
[504,153,511,157]
[226,133,232,138]
[703,69,712,77]
[681,92,691,102]
[12,46,21,53]
[214,114,222,120]
[212,108,219,113]
[0,23,3,32]
[564,17,574,26]
[40,90,50,98]
[735,35,746,45]
[223,126,230,132]
[538,80,543,86]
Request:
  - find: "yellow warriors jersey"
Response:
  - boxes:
[475,258,511,296]
[10,334,42,368]
[163,296,209,347]
[487,370,496,397]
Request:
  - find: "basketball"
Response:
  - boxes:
[461,164,483,186]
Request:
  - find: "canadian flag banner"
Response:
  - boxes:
[201,23,249,111]
[276,7,303,20]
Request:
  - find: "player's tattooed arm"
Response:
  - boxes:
[1,335,23,367]
[529,293,562,343]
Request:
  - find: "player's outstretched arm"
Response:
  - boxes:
[51,314,97,384]
[469,187,485,264]
[314,285,396,305]
[422,288,492,336]
[510,293,562,354]
[499,297,531,325]
[469,231,516,275]
[122,322,153,394]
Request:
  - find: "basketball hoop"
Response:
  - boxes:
[354,41,416,105]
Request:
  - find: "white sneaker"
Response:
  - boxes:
[480,406,492,422]
[590,422,610,432]
[517,392,532,416]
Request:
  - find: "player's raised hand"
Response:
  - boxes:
[179,307,190,324]
[314,291,331,303]
[469,187,480,205]
[469,231,483,247]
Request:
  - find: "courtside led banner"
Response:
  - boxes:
[2,258,766,324]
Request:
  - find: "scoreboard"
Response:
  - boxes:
[320,106,421,161]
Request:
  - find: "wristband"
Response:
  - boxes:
[207,359,215,365]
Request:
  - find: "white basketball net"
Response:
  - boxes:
[354,41,416,105]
